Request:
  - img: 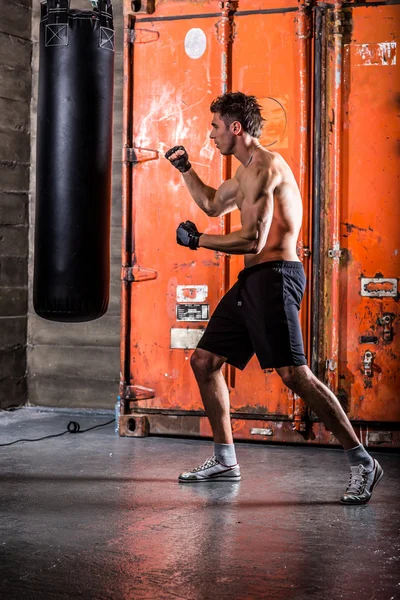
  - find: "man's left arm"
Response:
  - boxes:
[198,168,278,255]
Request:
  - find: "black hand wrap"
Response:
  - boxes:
[176,221,202,250]
[165,145,192,173]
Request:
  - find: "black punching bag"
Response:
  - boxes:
[34,0,114,322]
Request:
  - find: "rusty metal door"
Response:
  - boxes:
[315,0,400,447]
[120,0,400,448]
[120,2,227,437]
[226,1,313,442]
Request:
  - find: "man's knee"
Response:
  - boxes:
[275,364,313,391]
[190,348,226,378]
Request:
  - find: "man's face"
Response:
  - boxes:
[209,113,236,155]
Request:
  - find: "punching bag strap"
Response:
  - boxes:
[45,0,69,47]
[98,0,114,52]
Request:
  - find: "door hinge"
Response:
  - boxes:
[296,3,313,40]
[125,28,160,44]
[130,0,156,15]
[215,16,236,45]
[122,385,155,401]
[124,146,159,164]
[121,266,158,283]
[219,1,239,13]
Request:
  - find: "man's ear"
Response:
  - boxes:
[231,120,243,136]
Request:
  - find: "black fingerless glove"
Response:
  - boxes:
[176,221,202,250]
[165,145,192,173]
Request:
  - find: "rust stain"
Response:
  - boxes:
[342,222,371,234]
[232,404,271,415]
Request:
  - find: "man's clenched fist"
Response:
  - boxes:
[165,145,192,173]
[176,221,202,250]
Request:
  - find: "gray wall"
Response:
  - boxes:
[27,0,123,408]
[0,0,32,409]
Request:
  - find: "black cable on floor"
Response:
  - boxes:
[0,419,115,447]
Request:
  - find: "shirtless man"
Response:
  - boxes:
[165,92,383,504]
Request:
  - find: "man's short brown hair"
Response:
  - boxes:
[210,92,265,138]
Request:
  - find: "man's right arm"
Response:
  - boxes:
[182,169,238,217]
[165,145,238,217]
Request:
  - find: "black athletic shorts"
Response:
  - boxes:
[197,261,308,370]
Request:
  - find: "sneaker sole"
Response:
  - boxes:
[340,462,384,505]
[178,475,241,483]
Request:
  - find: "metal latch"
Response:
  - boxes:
[363,351,373,377]
[378,313,394,342]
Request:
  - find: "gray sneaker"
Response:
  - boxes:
[340,458,383,505]
[178,455,241,483]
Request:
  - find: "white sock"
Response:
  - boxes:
[345,444,374,472]
[214,443,237,466]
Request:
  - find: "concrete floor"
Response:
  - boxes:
[0,408,399,600]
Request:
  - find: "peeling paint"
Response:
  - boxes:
[353,42,396,66]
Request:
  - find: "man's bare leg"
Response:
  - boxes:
[178,348,241,481]
[275,364,384,503]
[190,348,233,444]
[275,364,359,450]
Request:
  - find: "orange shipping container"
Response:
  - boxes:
[119,0,400,448]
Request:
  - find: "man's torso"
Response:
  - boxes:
[234,148,303,268]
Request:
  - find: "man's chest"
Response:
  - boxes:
[235,187,245,210]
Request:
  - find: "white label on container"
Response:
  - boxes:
[170,328,205,349]
[176,285,208,303]
[176,304,210,322]
[184,28,207,59]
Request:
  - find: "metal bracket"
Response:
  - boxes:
[123,385,155,400]
[131,0,156,14]
[126,28,160,44]
[327,245,343,259]
[119,413,150,437]
[219,1,239,13]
